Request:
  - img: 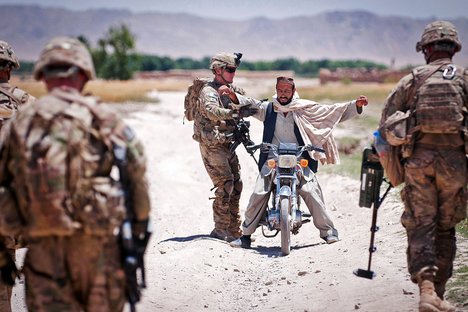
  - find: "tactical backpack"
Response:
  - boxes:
[1,90,126,237]
[184,78,210,122]
[412,64,465,134]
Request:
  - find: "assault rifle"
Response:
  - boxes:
[113,144,152,312]
[220,95,258,164]
[354,146,392,279]
[229,118,258,164]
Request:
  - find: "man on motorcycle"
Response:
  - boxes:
[229,76,368,248]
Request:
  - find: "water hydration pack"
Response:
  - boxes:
[184,78,210,121]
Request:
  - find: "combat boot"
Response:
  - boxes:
[210,228,228,241]
[439,300,455,312]
[418,279,445,312]
[210,229,238,242]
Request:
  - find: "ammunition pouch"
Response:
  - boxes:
[380,110,412,147]
[72,177,126,235]
[200,126,233,145]
[213,126,234,144]
[378,110,413,185]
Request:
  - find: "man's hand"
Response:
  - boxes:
[356,95,368,108]
[218,86,239,104]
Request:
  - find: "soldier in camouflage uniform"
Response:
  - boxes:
[191,52,254,242]
[0,37,151,312]
[379,21,467,312]
[0,40,35,132]
[0,39,35,312]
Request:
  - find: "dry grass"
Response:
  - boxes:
[12,76,394,105]
[11,77,191,103]
[300,82,395,104]
[11,78,48,99]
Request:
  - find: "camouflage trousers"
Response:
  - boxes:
[401,146,467,297]
[23,233,126,312]
[0,248,15,312]
[199,143,243,238]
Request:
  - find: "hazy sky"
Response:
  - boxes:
[1,0,467,20]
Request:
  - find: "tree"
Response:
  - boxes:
[99,24,136,80]
[79,24,136,80]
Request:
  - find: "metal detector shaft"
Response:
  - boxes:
[355,184,392,279]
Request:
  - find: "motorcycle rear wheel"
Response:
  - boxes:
[280,197,291,255]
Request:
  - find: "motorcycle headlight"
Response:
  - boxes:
[278,155,296,168]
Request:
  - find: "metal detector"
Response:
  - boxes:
[354,147,392,279]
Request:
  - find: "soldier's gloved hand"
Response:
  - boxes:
[132,219,149,239]
[230,109,240,119]
[239,105,259,118]
[0,242,18,286]
[132,219,152,255]
[0,259,18,286]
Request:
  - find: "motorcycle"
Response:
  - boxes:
[248,142,325,255]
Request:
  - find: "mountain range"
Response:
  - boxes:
[2,5,468,67]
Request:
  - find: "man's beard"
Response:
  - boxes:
[278,96,293,105]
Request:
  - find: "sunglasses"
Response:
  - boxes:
[224,66,237,73]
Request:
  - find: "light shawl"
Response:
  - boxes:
[272,95,352,164]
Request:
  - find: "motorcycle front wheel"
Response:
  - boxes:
[280,197,291,255]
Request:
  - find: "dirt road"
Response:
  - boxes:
[121,85,467,312]
[11,81,467,312]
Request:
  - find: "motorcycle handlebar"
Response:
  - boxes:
[247,143,325,155]
[303,144,325,154]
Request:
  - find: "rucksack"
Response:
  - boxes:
[184,78,210,122]
[2,90,126,237]
[412,64,465,134]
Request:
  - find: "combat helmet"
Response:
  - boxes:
[209,52,242,70]
[0,40,20,70]
[416,20,462,53]
[33,36,95,81]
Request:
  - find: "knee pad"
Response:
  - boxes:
[233,178,243,195]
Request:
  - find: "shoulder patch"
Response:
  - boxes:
[206,92,218,102]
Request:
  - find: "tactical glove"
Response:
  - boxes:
[239,105,259,118]
[132,219,150,239]
[132,219,152,253]
[0,241,18,286]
